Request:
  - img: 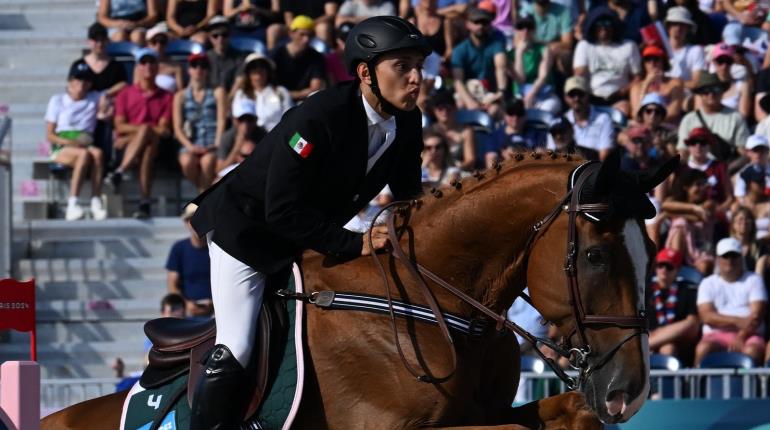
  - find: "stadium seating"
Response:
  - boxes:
[229,36,267,55]
[699,352,755,399]
[650,353,681,399]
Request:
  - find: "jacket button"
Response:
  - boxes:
[352,194,359,202]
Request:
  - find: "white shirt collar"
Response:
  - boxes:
[362,94,396,131]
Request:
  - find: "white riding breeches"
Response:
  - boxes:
[207,232,266,368]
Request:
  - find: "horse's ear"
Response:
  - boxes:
[639,155,680,193]
[595,149,622,194]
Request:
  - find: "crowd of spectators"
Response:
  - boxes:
[43,0,770,370]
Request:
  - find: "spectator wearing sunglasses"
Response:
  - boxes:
[676,73,750,159]
[550,76,614,160]
[735,135,770,208]
[173,53,226,192]
[634,93,678,160]
[509,16,560,115]
[680,127,734,212]
[142,22,184,93]
[420,130,461,189]
[630,44,684,122]
[573,6,641,116]
[620,125,662,173]
[205,17,245,93]
[546,117,599,160]
[485,98,545,167]
[711,43,753,120]
[646,248,700,362]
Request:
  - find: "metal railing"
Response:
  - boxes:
[40,378,120,416]
[0,115,12,278]
[517,368,770,403]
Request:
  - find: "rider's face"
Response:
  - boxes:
[372,49,424,112]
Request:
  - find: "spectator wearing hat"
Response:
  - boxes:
[593,0,653,44]
[485,98,545,166]
[664,6,706,90]
[233,53,293,132]
[45,60,108,221]
[620,125,662,173]
[223,0,282,45]
[173,53,226,192]
[573,6,641,115]
[75,23,129,168]
[710,43,754,119]
[551,76,615,160]
[659,0,720,46]
[680,127,734,211]
[546,116,600,160]
[142,22,184,93]
[735,135,770,206]
[427,90,477,170]
[325,22,356,85]
[216,96,265,173]
[634,93,679,160]
[271,15,327,102]
[646,248,700,360]
[278,0,340,49]
[695,237,767,365]
[336,0,396,27]
[676,72,750,161]
[630,44,684,122]
[166,204,214,318]
[510,16,560,115]
[166,0,218,44]
[111,48,174,219]
[206,17,245,93]
[450,5,507,110]
[97,0,159,44]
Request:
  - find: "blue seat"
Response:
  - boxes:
[675,265,703,288]
[165,39,205,60]
[593,105,627,129]
[650,354,681,399]
[309,38,329,54]
[106,41,139,58]
[455,109,494,132]
[525,109,554,131]
[699,352,755,399]
[229,36,266,55]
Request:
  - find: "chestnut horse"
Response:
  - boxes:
[42,152,675,429]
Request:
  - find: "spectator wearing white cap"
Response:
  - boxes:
[97,0,159,44]
[142,22,184,93]
[216,96,264,173]
[634,93,678,160]
[166,0,218,44]
[664,6,706,90]
[173,53,226,192]
[695,237,767,365]
[735,135,770,205]
[630,44,684,122]
[232,53,293,132]
[547,76,614,160]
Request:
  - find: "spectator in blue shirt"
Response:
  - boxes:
[451,5,507,109]
[485,98,546,166]
[590,0,652,44]
[166,204,213,317]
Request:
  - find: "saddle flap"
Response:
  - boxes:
[144,317,216,352]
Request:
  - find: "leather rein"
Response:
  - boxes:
[366,162,648,389]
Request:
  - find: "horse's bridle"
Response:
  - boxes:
[370,161,648,389]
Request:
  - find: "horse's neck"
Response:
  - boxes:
[408,161,573,313]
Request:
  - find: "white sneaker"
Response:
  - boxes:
[65,204,85,221]
[90,197,107,221]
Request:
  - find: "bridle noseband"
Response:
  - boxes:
[362,162,649,389]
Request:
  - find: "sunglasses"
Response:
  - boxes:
[643,107,665,116]
[697,86,724,95]
[686,139,710,147]
[424,145,443,152]
[189,60,209,69]
[138,57,158,65]
[720,252,742,259]
[643,56,662,62]
[150,37,168,45]
[715,57,733,65]
[472,19,491,25]
[210,32,229,39]
[595,19,613,28]
[516,23,535,31]
[566,90,586,99]
[656,263,675,271]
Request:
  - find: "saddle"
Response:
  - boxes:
[140,276,291,422]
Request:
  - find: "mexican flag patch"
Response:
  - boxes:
[289,132,313,158]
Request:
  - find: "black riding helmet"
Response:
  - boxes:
[344,16,432,114]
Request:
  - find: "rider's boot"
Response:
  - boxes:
[190,344,255,430]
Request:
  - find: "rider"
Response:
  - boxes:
[188,16,431,429]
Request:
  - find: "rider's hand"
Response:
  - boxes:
[361,225,390,256]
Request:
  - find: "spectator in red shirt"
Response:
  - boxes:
[111,48,173,218]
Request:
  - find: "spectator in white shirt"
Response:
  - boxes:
[232,53,293,133]
[664,7,706,90]
[695,237,767,365]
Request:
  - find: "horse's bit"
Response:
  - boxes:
[367,161,648,390]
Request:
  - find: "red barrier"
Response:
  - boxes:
[0,279,36,360]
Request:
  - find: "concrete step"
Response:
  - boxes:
[17,256,168,282]
[16,236,182,260]
[2,341,147,378]
[32,279,172,301]
[36,298,164,322]
[0,81,68,104]
[10,318,153,344]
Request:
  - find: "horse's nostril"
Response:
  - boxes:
[605,390,626,416]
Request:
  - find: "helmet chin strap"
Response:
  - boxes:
[366,61,400,116]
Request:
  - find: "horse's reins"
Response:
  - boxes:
[364,162,648,389]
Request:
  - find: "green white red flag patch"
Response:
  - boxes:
[289,132,313,158]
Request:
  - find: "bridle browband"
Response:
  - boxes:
[364,161,649,389]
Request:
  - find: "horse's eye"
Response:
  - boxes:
[586,248,603,265]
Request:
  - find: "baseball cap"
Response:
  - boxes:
[711,43,735,61]
[232,97,257,119]
[515,15,535,30]
[549,117,572,134]
[746,134,769,151]
[467,6,495,23]
[564,76,589,95]
[147,22,169,41]
[684,127,714,145]
[642,45,665,58]
[627,125,651,140]
[290,15,315,31]
[68,59,95,81]
[722,22,743,46]
[656,248,683,269]
[207,15,229,31]
[88,22,108,40]
[640,93,667,111]
[716,237,742,257]
[134,47,159,62]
